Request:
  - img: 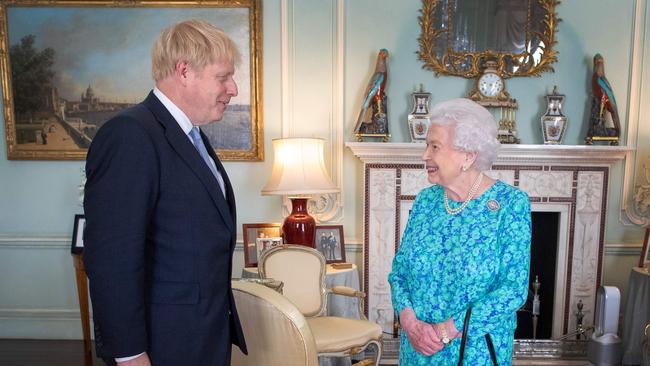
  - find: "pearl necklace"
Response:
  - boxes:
[444,172,484,215]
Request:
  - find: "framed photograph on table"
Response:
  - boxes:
[255,236,282,261]
[71,214,85,254]
[0,0,262,161]
[242,223,281,267]
[640,228,650,267]
[314,225,345,264]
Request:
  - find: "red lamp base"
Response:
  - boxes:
[282,197,315,247]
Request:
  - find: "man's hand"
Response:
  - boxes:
[117,353,151,366]
[399,307,443,356]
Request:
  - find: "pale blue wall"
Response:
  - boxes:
[0,0,647,339]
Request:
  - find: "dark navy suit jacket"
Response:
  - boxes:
[83,91,246,365]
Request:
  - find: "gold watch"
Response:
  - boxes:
[438,324,450,346]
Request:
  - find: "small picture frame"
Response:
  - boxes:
[71,214,86,254]
[640,228,650,268]
[243,223,282,267]
[256,236,283,260]
[314,225,345,264]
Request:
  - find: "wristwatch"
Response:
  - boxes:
[438,324,451,346]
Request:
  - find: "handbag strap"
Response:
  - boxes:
[457,307,498,366]
[485,333,498,365]
[457,307,471,366]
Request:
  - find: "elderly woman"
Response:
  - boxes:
[388,98,531,365]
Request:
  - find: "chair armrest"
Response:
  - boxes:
[328,286,368,320]
[330,286,365,298]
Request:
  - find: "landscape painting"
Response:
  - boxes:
[0,0,262,160]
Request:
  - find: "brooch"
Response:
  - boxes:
[487,199,500,211]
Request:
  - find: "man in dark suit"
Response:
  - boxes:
[83,20,246,366]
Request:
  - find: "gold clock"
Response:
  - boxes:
[469,60,520,144]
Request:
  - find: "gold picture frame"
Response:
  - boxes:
[1,0,263,161]
[417,0,560,79]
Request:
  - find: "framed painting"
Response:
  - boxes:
[242,223,281,267]
[71,214,85,254]
[314,225,345,264]
[0,0,263,161]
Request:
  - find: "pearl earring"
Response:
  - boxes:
[461,165,468,172]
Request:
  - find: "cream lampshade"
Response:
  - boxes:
[261,138,338,246]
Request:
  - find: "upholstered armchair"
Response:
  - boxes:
[231,280,319,366]
[258,245,383,365]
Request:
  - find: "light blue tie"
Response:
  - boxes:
[189,127,226,197]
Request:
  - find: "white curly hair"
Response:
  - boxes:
[428,98,500,171]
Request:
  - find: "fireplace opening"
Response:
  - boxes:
[515,211,560,339]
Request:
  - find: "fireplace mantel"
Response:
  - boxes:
[347,142,632,166]
[346,141,631,354]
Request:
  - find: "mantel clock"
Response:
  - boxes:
[469,60,520,144]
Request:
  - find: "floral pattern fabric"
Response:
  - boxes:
[388,180,531,365]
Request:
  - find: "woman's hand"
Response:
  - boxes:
[399,308,443,356]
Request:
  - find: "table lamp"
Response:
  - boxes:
[261,138,338,247]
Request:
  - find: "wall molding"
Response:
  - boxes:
[621,0,649,226]
[604,242,644,255]
[1,235,634,255]
[278,0,345,223]
[0,308,81,320]
[0,236,365,253]
[0,236,69,249]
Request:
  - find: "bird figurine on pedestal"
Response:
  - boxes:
[586,53,620,145]
[353,49,390,142]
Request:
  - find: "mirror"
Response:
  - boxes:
[418,0,560,78]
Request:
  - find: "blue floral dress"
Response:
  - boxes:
[388,180,531,365]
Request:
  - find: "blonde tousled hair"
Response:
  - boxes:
[152,19,241,82]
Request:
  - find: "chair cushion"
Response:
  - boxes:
[306,316,382,354]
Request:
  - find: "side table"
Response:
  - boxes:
[72,254,93,366]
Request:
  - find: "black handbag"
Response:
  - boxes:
[457,307,498,366]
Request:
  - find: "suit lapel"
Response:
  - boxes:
[142,92,235,234]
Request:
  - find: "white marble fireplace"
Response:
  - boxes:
[347,143,630,344]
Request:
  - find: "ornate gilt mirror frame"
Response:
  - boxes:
[418,0,560,79]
